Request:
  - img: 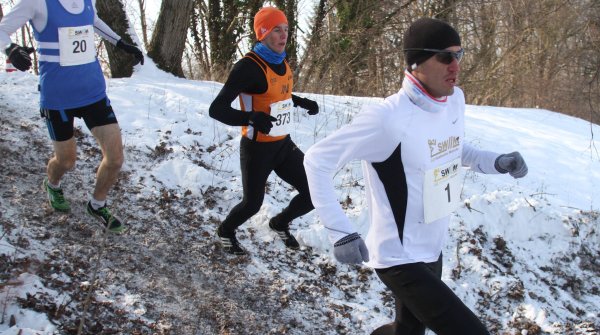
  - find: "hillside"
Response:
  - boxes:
[1,65,599,335]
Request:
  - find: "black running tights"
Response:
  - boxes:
[373,255,490,335]
[220,136,314,235]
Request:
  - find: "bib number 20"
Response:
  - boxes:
[72,40,87,54]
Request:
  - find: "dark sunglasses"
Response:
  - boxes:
[404,48,465,64]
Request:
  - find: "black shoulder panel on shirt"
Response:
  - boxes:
[245,52,267,73]
[229,57,268,94]
[371,144,408,243]
[244,51,288,76]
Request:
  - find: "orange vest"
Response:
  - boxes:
[239,52,293,142]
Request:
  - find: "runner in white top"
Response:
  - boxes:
[304,18,528,335]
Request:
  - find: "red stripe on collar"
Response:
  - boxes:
[405,72,448,103]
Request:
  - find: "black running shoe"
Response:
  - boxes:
[217,226,246,255]
[269,220,300,250]
[86,201,125,234]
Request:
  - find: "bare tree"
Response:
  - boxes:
[189,1,210,79]
[456,0,599,121]
[113,0,598,122]
[273,0,299,71]
[205,0,244,80]
[137,0,149,49]
[243,0,264,46]
[96,0,140,78]
[296,0,399,96]
[147,0,194,77]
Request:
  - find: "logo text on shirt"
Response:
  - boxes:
[428,136,460,160]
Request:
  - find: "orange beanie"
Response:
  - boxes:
[253,7,288,41]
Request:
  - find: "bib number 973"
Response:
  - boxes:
[275,111,291,126]
[269,99,294,136]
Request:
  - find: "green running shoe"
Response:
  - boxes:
[86,201,125,234]
[43,178,71,212]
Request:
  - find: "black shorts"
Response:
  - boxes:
[40,97,118,142]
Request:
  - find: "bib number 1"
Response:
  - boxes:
[423,157,462,224]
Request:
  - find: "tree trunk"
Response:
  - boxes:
[244,0,264,46]
[147,0,194,78]
[189,1,210,79]
[96,0,139,78]
[207,0,241,80]
[273,0,299,71]
[137,0,149,49]
[295,0,327,91]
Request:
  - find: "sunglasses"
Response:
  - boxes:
[404,48,465,64]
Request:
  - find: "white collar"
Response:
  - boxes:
[402,70,448,113]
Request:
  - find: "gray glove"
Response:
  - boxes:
[495,151,528,178]
[333,233,369,264]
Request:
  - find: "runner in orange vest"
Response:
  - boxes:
[209,7,319,255]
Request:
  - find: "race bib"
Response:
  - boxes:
[423,157,462,224]
[269,99,294,136]
[58,25,96,66]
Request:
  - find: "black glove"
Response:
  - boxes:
[495,151,528,178]
[295,97,319,115]
[248,111,277,134]
[5,43,34,71]
[116,39,144,65]
[333,232,369,264]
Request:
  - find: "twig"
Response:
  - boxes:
[559,205,585,211]
[0,281,23,287]
[0,230,8,243]
[2,216,29,323]
[76,225,111,335]
[455,240,462,279]
[465,201,483,214]
[524,197,536,212]
[1,286,13,324]
[529,192,556,197]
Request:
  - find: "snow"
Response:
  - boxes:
[1,274,61,334]
[0,58,599,334]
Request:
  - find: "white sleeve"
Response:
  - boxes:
[0,0,38,49]
[92,0,121,45]
[462,142,502,174]
[304,105,394,243]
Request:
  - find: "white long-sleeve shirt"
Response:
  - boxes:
[304,71,502,269]
[0,0,120,50]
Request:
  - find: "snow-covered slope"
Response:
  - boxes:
[1,64,598,334]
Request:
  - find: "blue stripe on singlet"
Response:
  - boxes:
[58,110,68,122]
